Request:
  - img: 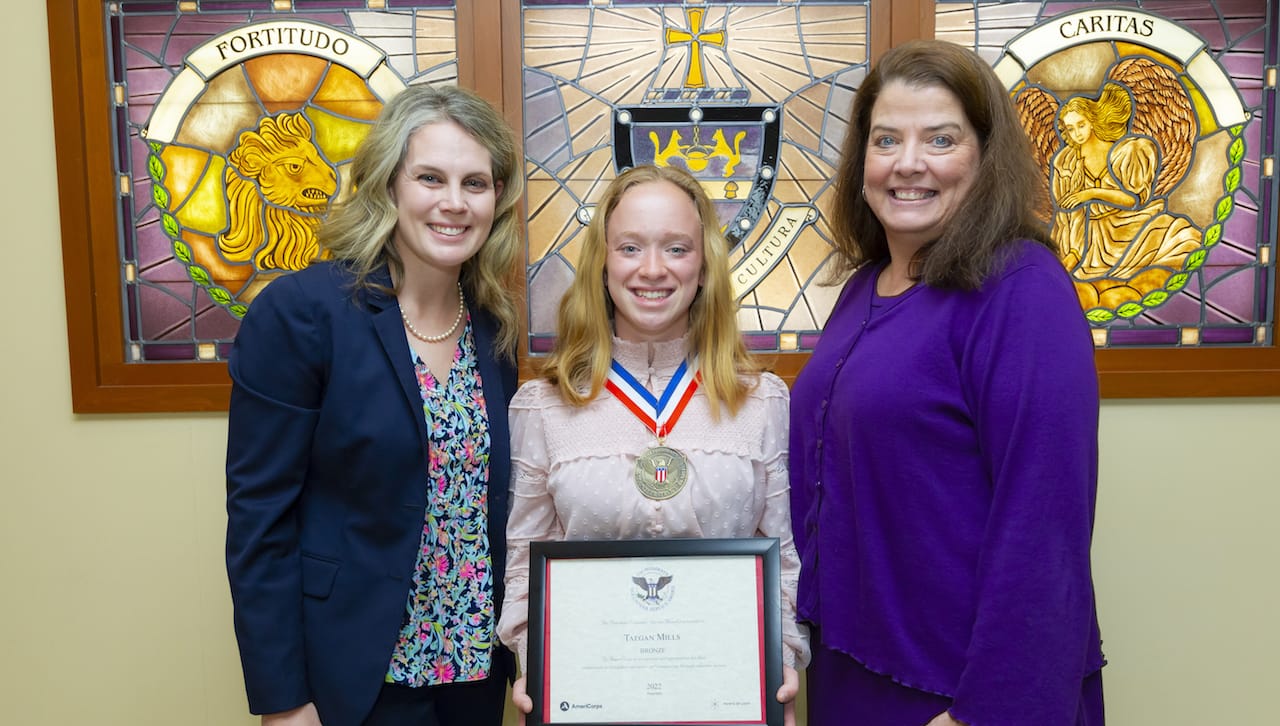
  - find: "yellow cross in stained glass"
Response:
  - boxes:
[664,9,725,89]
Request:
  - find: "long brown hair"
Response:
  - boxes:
[828,39,1051,289]
[540,165,757,417]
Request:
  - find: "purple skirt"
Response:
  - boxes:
[805,638,1104,726]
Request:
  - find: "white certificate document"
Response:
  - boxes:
[539,554,766,724]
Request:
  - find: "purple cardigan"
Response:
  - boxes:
[790,241,1104,725]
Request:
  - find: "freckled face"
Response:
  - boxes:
[863,81,980,255]
[604,180,705,343]
[390,120,502,278]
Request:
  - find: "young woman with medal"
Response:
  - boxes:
[497,164,809,725]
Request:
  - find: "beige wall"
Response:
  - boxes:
[4,4,1277,723]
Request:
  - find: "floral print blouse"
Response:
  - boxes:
[386,318,495,686]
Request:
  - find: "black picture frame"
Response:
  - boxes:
[526,537,784,726]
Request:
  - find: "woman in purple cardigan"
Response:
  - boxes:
[790,40,1105,725]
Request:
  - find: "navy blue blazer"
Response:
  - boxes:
[226,261,516,726]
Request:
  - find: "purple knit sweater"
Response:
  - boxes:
[790,240,1105,725]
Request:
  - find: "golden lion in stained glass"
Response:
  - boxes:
[218,112,337,272]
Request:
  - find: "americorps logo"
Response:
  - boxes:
[558,700,603,712]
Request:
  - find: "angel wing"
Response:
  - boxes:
[1013,85,1059,223]
[1108,56,1197,197]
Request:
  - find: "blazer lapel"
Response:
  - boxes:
[470,304,512,581]
[364,268,429,448]
[471,305,509,453]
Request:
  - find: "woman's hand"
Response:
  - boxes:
[511,675,533,725]
[776,666,799,726]
[262,702,321,726]
[924,710,966,726]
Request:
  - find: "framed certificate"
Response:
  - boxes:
[527,537,783,726]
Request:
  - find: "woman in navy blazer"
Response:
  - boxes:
[226,85,523,726]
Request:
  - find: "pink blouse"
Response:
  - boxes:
[498,336,809,670]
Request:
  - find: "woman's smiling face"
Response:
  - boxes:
[863,80,980,255]
[389,120,500,278]
[604,179,705,343]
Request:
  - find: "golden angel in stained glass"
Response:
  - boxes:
[1018,56,1204,311]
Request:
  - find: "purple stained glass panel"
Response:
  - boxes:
[143,343,198,361]
[199,2,268,11]
[121,3,174,14]
[1146,291,1202,326]
[1109,328,1181,346]
[1201,327,1257,344]
[530,336,555,354]
[744,334,781,352]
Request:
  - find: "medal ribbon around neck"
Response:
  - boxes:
[604,358,701,441]
[606,357,701,501]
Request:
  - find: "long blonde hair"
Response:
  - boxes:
[540,165,757,417]
[318,84,524,359]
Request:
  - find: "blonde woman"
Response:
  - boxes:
[498,164,808,725]
[226,84,523,726]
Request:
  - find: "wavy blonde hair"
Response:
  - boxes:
[541,165,757,417]
[318,84,524,359]
[1060,82,1132,145]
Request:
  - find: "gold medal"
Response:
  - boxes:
[606,357,701,502]
[634,445,688,500]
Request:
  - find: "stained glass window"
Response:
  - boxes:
[107,0,457,363]
[519,1,874,355]
[938,1,1276,347]
[62,0,1279,408]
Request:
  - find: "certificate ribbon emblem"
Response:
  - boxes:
[605,358,701,500]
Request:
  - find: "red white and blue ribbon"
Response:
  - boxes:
[604,357,701,440]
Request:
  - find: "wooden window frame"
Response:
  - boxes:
[47,0,1279,413]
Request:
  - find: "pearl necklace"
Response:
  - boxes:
[401,283,465,343]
